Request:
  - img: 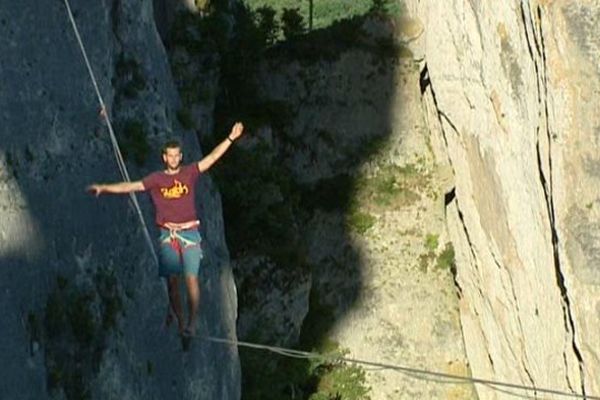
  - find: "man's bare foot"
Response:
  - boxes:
[164,312,185,334]
[183,322,196,337]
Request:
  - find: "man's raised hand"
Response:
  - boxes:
[229,122,244,141]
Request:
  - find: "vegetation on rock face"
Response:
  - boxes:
[425,233,439,252]
[206,138,303,260]
[436,243,455,270]
[168,1,407,399]
[243,0,401,31]
[118,119,150,166]
[240,346,370,400]
[346,209,377,234]
[38,269,123,400]
[419,236,455,272]
[354,164,426,211]
[280,7,306,40]
[241,289,370,400]
[111,52,151,167]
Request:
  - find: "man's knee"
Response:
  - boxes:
[184,275,200,291]
[168,276,180,289]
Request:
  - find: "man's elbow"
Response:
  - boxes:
[198,157,216,173]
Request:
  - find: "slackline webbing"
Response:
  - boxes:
[198,335,597,400]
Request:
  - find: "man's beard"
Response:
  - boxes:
[166,161,181,171]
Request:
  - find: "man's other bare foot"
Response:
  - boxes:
[164,312,185,334]
[182,322,196,337]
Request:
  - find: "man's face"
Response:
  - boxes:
[162,147,182,170]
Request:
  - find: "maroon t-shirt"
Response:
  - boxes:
[142,163,201,226]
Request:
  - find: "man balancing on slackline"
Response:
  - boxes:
[87,122,244,336]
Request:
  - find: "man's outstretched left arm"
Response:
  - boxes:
[197,122,244,173]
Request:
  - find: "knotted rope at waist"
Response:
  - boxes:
[159,220,201,251]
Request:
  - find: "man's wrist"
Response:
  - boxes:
[227,136,234,143]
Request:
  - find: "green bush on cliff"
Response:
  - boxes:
[241,346,370,400]
[119,119,150,166]
[425,233,439,252]
[255,6,279,45]
[260,345,371,399]
[281,7,306,39]
[309,361,370,400]
[208,140,301,257]
[346,209,376,234]
[170,4,407,400]
[243,0,374,30]
[436,243,455,270]
[43,269,123,400]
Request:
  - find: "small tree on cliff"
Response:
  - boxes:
[370,0,391,13]
[255,6,278,46]
[281,8,306,40]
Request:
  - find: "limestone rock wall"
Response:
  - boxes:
[406,0,600,398]
[0,1,239,399]
[233,16,476,399]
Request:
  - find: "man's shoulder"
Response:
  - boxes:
[151,169,167,176]
[183,163,201,175]
[142,170,165,185]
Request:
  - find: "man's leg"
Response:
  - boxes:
[159,229,185,334]
[167,276,185,334]
[180,230,203,335]
[184,274,200,335]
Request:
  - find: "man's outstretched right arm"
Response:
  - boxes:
[87,181,145,196]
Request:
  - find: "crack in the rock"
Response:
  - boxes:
[419,65,430,95]
[110,0,124,47]
[487,352,495,370]
[491,253,537,391]
[534,4,587,396]
[421,62,481,289]
[444,188,456,207]
[424,6,588,394]
[421,63,474,299]
[519,2,542,102]
[421,64,461,148]
[439,111,461,138]
[422,66,489,309]
[521,3,576,390]
[522,365,538,398]
[470,307,497,376]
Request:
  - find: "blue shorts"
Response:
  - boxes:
[158,228,203,277]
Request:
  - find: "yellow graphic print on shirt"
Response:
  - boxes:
[160,180,189,199]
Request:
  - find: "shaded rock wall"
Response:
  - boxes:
[0,0,239,399]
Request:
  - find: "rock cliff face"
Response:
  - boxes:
[0,1,239,399]
[234,1,600,398]
[406,0,600,398]
[7,0,600,399]
[232,15,475,399]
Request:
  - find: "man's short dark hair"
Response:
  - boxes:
[161,139,182,155]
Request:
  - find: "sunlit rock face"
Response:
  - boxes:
[405,0,600,398]
[0,1,239,399]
